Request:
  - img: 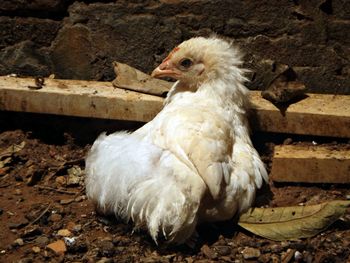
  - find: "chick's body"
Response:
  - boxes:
[85,37,268,244]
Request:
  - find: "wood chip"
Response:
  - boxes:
[112,62,171,96]
[47,240,67,254]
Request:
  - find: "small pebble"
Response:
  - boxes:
[201,244,217,259]
[72,224,82,232]
[14,238,24,246]
[294,250,303,260]
[57,229,72,237]
[66,221,76,232]
[63,237,76,246]
[215,246,231,256]
[32,246,41,253]
[34,236,49,247]
[241,247,261,259]
[49,213,62,222]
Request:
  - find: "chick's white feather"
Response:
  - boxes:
[85,36,268,244]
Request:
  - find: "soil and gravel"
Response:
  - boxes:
[0,112,349,263]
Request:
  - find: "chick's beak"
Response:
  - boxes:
[151,61,180,79]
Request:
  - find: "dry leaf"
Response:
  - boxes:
[0,141,26,159]
[66,165,83,186]
[112,62,172,96]
[0,157,12,168]
[238,200,350,241]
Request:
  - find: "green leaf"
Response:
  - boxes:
[238,200,350,241]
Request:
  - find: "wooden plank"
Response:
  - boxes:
[0,76,350,137]
[0,76,163,122]
[249,92,350,138]
[270,144,350,183]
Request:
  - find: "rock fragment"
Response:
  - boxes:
[241,247,261,259]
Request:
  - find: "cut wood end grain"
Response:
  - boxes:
[271,144,350,183]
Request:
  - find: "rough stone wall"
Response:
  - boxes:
[0,0,349,94]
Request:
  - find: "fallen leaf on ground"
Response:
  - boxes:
[0,141,26,159]
[67,165,83,186]
[238,200,350,241]
[0,157,12,169]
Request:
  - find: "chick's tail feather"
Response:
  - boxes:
[85,132,206,244]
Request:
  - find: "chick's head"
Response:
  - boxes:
[152,36,245,88]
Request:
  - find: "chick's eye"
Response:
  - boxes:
[179,58,193,69]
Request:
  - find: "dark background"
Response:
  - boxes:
[0,0,349,94]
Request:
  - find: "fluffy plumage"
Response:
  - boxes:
[85,36,268,244]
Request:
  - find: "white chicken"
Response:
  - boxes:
[85,36,268,245]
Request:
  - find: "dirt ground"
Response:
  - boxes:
[0,113,349,263]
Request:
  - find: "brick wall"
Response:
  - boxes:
[0,0,349,94]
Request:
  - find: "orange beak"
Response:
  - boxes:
[151,61,181,79]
